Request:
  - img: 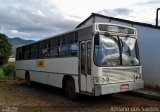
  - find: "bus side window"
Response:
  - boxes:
[48,37,59,58]
[16,47,22,60]
[69,43,78,56]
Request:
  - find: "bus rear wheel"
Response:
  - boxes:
[26,73,31,87]
[64,78,78,100]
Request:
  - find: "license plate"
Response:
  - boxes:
[120,84,129,90]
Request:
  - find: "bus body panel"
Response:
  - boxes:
[16,57,79,75]
[16,57,79,91]
[94,80,144,96]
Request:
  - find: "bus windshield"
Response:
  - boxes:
[94,34,140,66]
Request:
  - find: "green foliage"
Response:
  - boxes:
[3,64,16,80]
[0,67,5,80]
[0,67,4,77]
[0,33,12,66]
[0,65,16,80]
[4,64,15,76]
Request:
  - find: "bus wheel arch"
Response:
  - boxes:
[25,71,31,87]
[62,75,78,100]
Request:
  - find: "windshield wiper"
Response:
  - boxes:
[117,36,122,65]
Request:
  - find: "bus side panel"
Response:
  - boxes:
[29,71,63,88]
[29,71,42,83]
[45,58,79,75]
[16,58,79,75]
[16,60,35,70]
[47,73,63,88]
[16,60,35,79]
[16,58,79,89]
[72,75,80,93]
[29,72,79,91]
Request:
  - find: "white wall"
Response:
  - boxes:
[8,58,15,62]
[134,25,160,88]
[82,17,160,88]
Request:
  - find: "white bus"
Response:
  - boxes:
[16,23,144,100]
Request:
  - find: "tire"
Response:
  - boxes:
[26,73,31,87]
[64,78,78,100]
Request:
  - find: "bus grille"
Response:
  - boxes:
[102,67,140,83]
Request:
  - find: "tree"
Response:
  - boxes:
[0,33,12,66]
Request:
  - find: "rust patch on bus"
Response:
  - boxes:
[36,60,44,67]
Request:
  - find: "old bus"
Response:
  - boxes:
[16,23,144,100]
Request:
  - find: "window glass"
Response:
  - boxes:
[67,33,75,44]
[24,45,29,60]
[60,44,78,57]
[81,43,86,74]
[69,43,78,56]
[37,49,43,59]
[87,42,91,75]
[94,35,120,66]
[16,49,19,60]
[48,47,58,58]
[94,34,140,66]
[61,45,69,56]
[48,37,59,58]
[36,40,49,59]
[75,32,78,43]
[16,47,22,60]
[61,35,67,45]
[50,37,58,47]
[17,31,79,60]
[29,43,37,59]
[121,38,139,65]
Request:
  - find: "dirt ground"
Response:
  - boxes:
[0,80,159,112]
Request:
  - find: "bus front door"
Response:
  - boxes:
[80,41,92,93]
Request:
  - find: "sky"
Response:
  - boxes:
[0,0,160,40]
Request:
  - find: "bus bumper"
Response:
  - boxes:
[94,80,144,96]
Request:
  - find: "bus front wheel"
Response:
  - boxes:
[64,78,78,100]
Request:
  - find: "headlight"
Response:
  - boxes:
[93,76,109,84]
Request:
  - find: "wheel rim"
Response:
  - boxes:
[67,82,74,95]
